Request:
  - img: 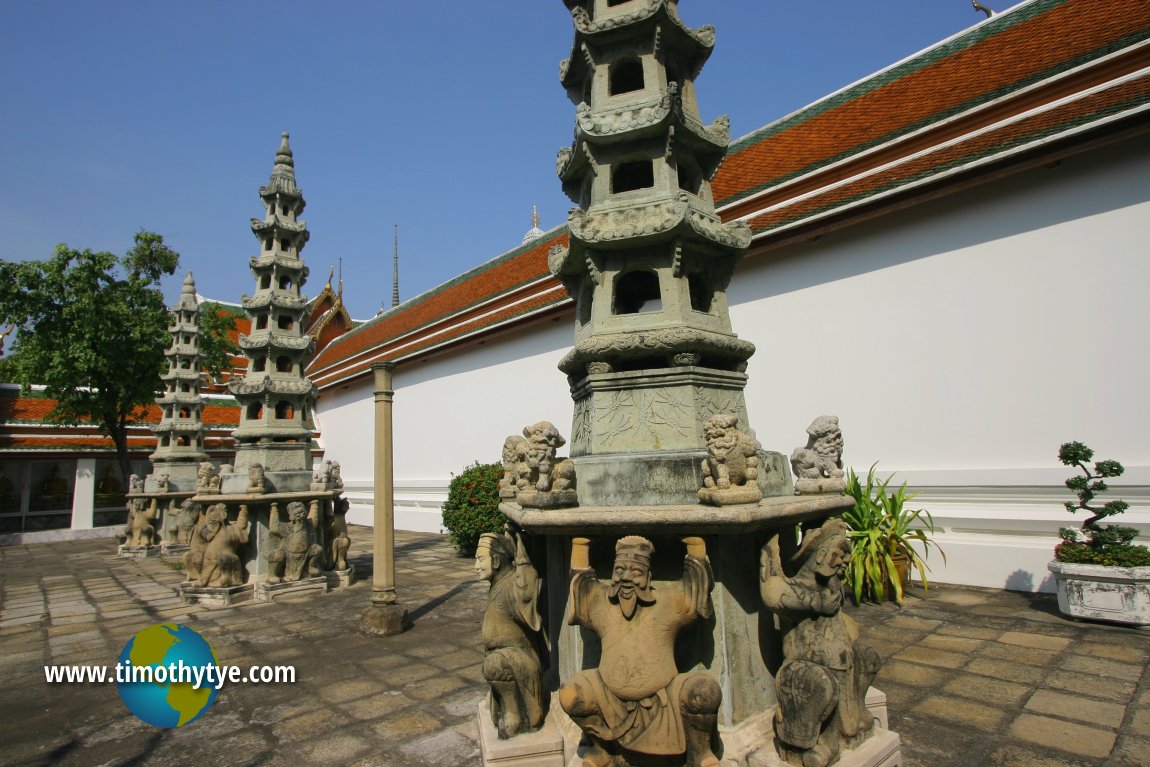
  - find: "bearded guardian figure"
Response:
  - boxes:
[267,501,323,583]
[476,527,546,739]
[560,536,722,767]
[760,519,881,767]
[184,503,250,588]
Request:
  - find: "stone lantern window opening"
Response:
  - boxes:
[161,435,170,447]
[275,401,294,420]
[256,314,269,330]
[278,275,292,291]
[180,383,190,393]
[247,403,263,420]
[275,356,293,373]
[178,407,191,419]
[276,314,294,331]
[253,357,266,373]
[260,274,272,290]
[609,59,644,96]
[612,160,654,194]
[280,239,291,252]
[607,0,635,7]
[177,436,190,447]
[613,270,662,315]
[264,239,272,251]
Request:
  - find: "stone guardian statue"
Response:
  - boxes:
[560,535,722,767]
[267,501,323,583]
[476,527,546,739]
[184,503,250,588]
[760,519,881,767]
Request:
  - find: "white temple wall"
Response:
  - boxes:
[315,139,1149,591]
[315,321,574,533]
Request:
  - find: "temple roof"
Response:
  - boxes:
[302,0,1149,389]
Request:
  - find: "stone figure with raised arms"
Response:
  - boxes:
[760,518,881,767]
[184,503,250,588]
[267,501,323,583]
[123,498,159,547]
[560,535,722,767]
[476,527,547,739]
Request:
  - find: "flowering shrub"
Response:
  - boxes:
[441,461,505,556]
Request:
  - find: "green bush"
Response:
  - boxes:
[441,462,506,556]
[1055,441,1150,567]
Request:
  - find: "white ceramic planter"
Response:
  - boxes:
[1047,560,1150,627]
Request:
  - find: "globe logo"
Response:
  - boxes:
[116,623,220,728]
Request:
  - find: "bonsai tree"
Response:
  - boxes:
[1055,441,1150,567]
[441,461,506,556]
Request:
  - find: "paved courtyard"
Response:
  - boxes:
[0,528,1147,766]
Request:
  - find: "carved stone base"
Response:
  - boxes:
[793,478,846,495]
[253,575,328,603]
[325,565,356,589]
[361,600,409,636]
[176,582,253,608]
[161,542,190,557]
[478,700,565,767]
[516,490,579,509]
[746,727,902,767]
[118,544,162,559]
[698,484,762,506]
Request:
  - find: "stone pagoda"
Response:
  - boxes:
[176,133,351,607]
[229,131,317,477]
[481,4,902,767]
[120,272,211,559]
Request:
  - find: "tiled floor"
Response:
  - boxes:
[1,528,1147,766]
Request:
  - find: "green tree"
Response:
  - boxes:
[198,302,241,383]
[0,231,180,484]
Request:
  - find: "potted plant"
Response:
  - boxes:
[842,464,945,605]
[1047,441,1150,626]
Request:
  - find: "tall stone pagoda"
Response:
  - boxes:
[548,0,761,506]
[175,133,351,607]
[484,4,902,767]
[229,131,317,476]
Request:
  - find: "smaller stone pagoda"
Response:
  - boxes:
[120,272,210,559]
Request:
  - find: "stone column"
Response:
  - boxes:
[71,459,96,531]
[361,362,407,635]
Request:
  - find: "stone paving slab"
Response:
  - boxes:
[2,529,1149,766]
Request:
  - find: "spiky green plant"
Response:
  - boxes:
[842,464,945,604]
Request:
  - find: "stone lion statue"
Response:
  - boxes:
[699,414,761,505]
[791,416,846,494]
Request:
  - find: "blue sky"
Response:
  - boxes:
[0,1,1016,320]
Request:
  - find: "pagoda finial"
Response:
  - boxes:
[264,131,299,195]
[182,272,196,298]
[522,206,545,244]
[532,205,540,229]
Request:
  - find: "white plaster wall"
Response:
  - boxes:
[314,139,1150,589]
[727,140,1150,591]
[315,320,574,531]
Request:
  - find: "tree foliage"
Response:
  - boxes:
[0,231,179,483]
[197,302,241,382]
[1055,441,1150,567]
